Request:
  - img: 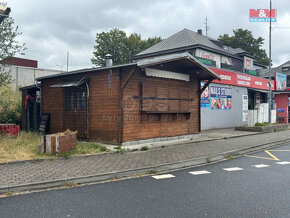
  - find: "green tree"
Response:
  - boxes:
[91,28,162,67]
[0,3,26,86]
[218,29,269,66]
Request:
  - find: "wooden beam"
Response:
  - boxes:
[121,66,137,89]
[200,79,213,94]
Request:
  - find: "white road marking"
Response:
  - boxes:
[223,167,244,172]
[189,170,211,175]
[152,174,175,179]
[276,161,290,165]
[252,164,270,168]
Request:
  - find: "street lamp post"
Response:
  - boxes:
[268,0,272,123]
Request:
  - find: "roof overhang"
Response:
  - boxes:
[136,52,221,81]
[248,88,268,94]
[50,76,89,88]
[274,90,290,94]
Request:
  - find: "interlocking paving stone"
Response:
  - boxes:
[1,130,290,188]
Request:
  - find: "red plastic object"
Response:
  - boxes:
[0,124,20,136]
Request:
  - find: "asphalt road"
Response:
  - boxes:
[2,144,290,218]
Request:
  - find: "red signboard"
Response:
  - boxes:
[250,9,277,18]
[210,68,274,90]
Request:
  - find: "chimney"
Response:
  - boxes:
[197,29,202,35]
[105,54,113,67]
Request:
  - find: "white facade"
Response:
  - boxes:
[4,65,61,91]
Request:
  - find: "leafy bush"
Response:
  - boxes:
[0,86,22,124]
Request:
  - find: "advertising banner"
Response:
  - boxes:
[210,67,274,90]
[244,57,253,70]
[200,82,210,108]
[210,86,232,110]
[221,56,243,72]
[242,95,248,122]
[275,72,287,91]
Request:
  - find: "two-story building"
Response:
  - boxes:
[133,29,274,129]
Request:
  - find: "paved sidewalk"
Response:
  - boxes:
[1,130,290,193]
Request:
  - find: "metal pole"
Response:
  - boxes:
[268,0,272,123]
[67,51,69,72]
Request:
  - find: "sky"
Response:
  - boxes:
[4,0,290,71]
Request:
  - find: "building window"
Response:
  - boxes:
[223,45,229,50]
[77,91,86,110]
[282,67,289,72]
[287,75,290,88]
[65,92,74,111]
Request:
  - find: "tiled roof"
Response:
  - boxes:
[258,60,290,78]
[136,29,247,58]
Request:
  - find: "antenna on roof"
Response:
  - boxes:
[204,17,210,36]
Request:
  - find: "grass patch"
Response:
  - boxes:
[131,149,138,152]
[255,122,271,126]
[0,132,41,163]
[141,146,149,151]
[0,132,109,163]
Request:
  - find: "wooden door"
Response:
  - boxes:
[63,86,87,140]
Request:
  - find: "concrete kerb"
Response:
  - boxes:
[2,137,290,195]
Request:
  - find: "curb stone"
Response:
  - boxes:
[1,137,290,194]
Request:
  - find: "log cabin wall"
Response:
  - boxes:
[88,69,120,143]
[41,69,121,143]
[122,68,200,142]
[41,78,64,133]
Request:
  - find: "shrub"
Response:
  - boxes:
[0,86,22,124]
[141,146,149,151]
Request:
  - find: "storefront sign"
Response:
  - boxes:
[210,86,232,110]
[199,50,219,62]
[242,95,248,122]
[210,68,274,90]
[245,69,257,76]
[275,72,287,91]
[200,82,210,108]
[197,57,216,67]
[249,9,277,22]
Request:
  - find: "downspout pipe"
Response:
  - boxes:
[86,81,90,141]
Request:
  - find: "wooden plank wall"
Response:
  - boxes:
[88,69,120,143]
[122,69,200,142]
[41,69,121,143]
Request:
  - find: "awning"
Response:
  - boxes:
[136,52,221,81]
[50,76,89,88]
[248,88,269,94]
